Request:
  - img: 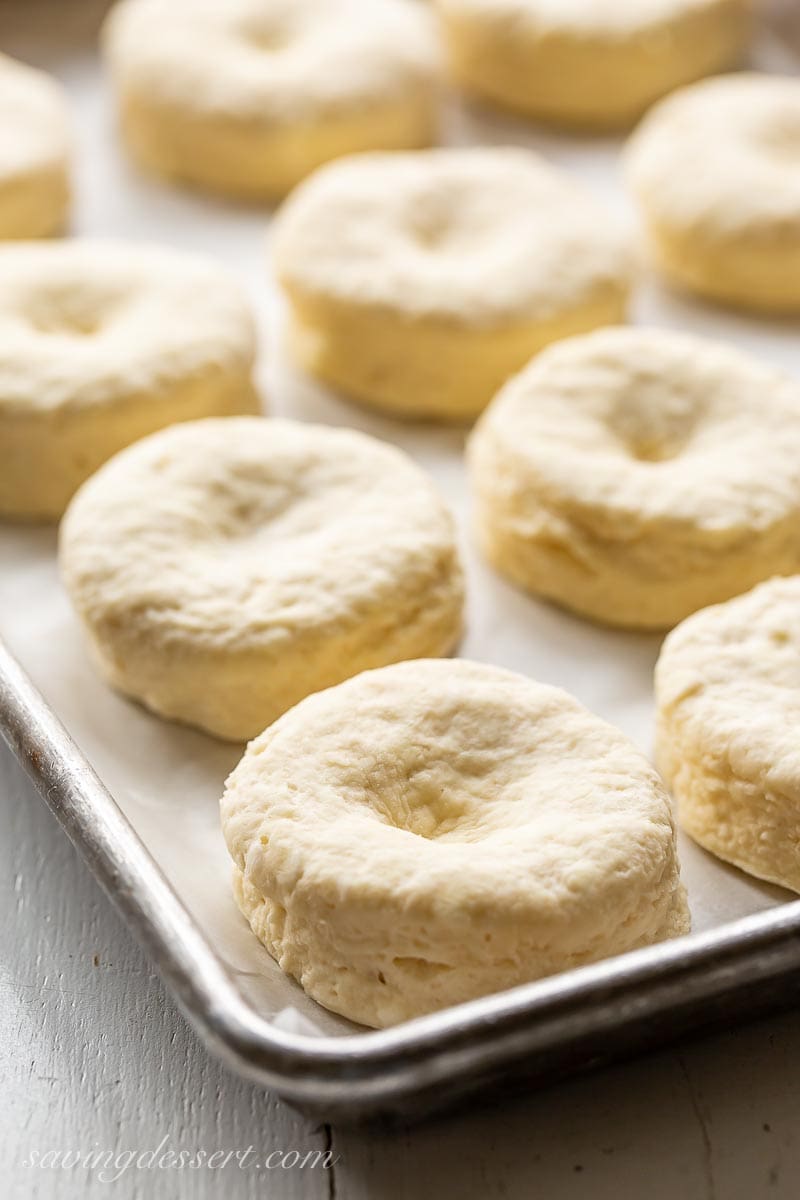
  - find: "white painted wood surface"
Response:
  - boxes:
[4,738,800,1199]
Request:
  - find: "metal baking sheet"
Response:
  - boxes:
[2,1,800,1121]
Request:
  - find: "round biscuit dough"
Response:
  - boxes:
[656,576,800,892]
[59,418,465,741]
[0,52,70,239]
[102,0,440,201]
[467,327,800,630]
[625,74,800,314]
[221,658,690,1028]
[273,146,631,421]
[0,239,259,520]
[434,0,751,130]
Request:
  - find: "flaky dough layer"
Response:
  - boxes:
[103,0,439,199]
[0,52,70,238]
[468,327,800,629]
[436,0,750,130]
[222,658,689,1027]
[625,73,800,314]
[274,147,630,420]
[0,239,259,519]
[656,576,800,893]
[438,0,753,130]
[60,418,464,740]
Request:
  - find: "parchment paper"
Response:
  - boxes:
[0,10,796,1035]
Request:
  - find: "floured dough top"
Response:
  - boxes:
[0,239,255,417]
[625,73,800,238]
[656,576,800,793]
[274,146,629,326]
[222,658,683,961]
[60,417,461,655]
[435,0,743,38]
[0,51,69,180]
[469,326,800,544]
[103,0,438,123]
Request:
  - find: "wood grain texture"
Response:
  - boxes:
[4,738,800,1199]
[0,744,330,1200]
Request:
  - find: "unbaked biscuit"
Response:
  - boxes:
[221,658,690,1027]
[435,0,751,130]
[625,73,800,313]
[656,576,800,892]
[468,327,800,629]
[103,0,439,201]
[0,52,70,238]
[273,147,630,421]
[60,418,464,740]
[0,239,259,520]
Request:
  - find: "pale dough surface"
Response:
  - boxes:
[221,658,690,1028]
[273,146,630,420]
[468,327,800,630]
[0,239,259,520]
[435,0,751,129]
[103,0,439,200]
[0,51,70,238]
[60,418,464,741]
[625,73,800,314]
[656,576,800,893]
